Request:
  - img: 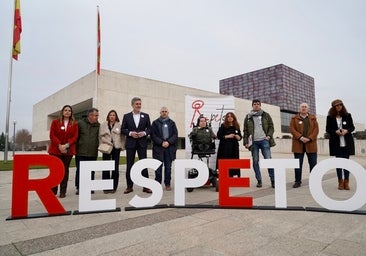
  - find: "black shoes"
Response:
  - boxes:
[124,187,133,194]
[142,187,152,193]
[256,180,275,188]
[256,180,262,188]
[293,182,301,188]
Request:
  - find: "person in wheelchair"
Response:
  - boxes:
[189,116,216,156]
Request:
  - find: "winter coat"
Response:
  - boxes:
[326,114,355,156]
[48,119,78,156]
[99,121,125,150]
[216,124,242,159]
[243,111,276,150]
[76,118,100,157]
[151,118,178,161]
[290,113,319,153]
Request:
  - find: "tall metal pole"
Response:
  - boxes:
[12,120,16,156]
[4,0,17,163]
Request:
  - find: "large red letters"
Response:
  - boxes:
[11,154,66,218]
[218,159,252,207]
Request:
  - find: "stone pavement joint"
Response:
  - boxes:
[2,208,208,255]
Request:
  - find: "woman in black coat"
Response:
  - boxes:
[326,99,355,190]
[216,112,242,177]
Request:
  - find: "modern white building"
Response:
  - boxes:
[32,69,282,146]
[32,69,365,155]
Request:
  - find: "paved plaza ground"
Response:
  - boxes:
[1,151,366,255]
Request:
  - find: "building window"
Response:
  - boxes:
[281,111,296,133]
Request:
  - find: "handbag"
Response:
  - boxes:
[98,143,113,154]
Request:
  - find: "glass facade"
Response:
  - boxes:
[219,64,315,134]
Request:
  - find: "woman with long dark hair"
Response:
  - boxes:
[326,99,355,190]
[99,110,125,193]
[48,105,78,198]
[216,112,242,177]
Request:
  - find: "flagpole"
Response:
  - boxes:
[4,0,17,163]
[4,56,14,164]
[94,5,100,108]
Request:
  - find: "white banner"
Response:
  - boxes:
[185,95,235,169]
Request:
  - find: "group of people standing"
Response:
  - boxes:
[290,99,355,190]
[48,97,178,198]
[48,96,355,198]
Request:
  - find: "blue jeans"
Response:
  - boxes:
[251,139,274,182]
[293,152,317,183]
[155,149,172,186]
[336,147,350,180]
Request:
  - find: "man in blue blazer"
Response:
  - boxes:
[121,97,152,194]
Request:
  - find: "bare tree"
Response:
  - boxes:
[15,129,32,151]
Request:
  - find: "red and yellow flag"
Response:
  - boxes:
[96,7,101,75]
[13,0,22,60]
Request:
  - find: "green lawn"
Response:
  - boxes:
[0,157,127,171]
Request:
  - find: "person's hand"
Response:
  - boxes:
[131,131,139,138]
[225,134,235,139]
[244,144,249,149]
[341,129,348,135]
[137,131,145,137]
[300,137,310,143]
[234,134,241,140]
[58,144,67,154]
[162,141,169,148]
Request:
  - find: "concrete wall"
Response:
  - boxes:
[32,73,95,142]
[272,138,366,156]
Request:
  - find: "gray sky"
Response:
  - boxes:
[1,0,365,134]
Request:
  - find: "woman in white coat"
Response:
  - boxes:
[99,110,125,193]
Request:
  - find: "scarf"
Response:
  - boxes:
[159,117,170,140]
[248,109,263,118]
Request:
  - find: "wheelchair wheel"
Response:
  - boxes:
[186,188,194,192]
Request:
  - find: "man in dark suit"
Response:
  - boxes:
[121,97,152,194]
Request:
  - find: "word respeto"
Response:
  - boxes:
[9,154,366,219]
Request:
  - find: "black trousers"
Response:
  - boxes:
[75,155,96,189]
[51,154,73,195]
[102,147,121,190]
[125,145,148,188]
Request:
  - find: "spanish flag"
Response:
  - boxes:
[13,0,22,60]
[96,7,101,75]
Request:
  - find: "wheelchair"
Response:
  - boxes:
[187,141,218,192]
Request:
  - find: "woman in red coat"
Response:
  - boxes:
[48,105,78,198]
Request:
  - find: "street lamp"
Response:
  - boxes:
[13,120,16,156]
